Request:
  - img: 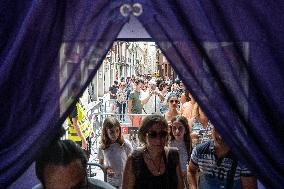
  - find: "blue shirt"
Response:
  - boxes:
[191,140,253,189]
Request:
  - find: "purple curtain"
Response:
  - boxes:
[0,0,128,188]
[1,0,283,188]
[137,0,284,188]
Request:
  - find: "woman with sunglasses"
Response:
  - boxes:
[122,114,184,189]
[98,117,133,188]
[168,116,192,189]
[164,93,181,124]
[158,82,170,114]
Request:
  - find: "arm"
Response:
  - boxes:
[241,176,257,189]
[72,117,87,150]
[141,91,152,105]
[180,93,186,105]
[127,99,133,114]
[187,161,199,189]
[156,90,164,101]
[122,156,135,189]
[98,150,114,177]
[180,104,185,115]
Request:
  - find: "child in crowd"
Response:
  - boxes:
[168,115,192,189]
[98,117,133,188]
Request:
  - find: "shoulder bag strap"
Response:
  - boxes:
[163,149,169,189]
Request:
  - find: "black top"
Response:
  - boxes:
[132,148,179,189]
[67,97,79,124]
[109,85,118,99]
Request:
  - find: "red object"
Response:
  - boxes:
[121,127,128,134]
[129,116,143,127]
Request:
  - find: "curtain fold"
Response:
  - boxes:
[1,0,283,188]
[137,0,284,188]
[0,0,128,188]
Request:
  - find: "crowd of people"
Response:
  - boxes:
[38,76,258,189]
[108,75,185,119]
[107,75,214,147]
[36,114,257,189]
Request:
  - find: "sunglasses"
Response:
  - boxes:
[147,130,168,139]
[169,100,179,103]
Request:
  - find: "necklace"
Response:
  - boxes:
[145,149,163,175]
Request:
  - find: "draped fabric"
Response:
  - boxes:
[0,0,283,188]
[0,0,128,188]
[137,0,284,188]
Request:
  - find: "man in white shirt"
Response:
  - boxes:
[141,79,164,115]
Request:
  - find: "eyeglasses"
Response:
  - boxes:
[169,100,179,104]
[146,130,168,139]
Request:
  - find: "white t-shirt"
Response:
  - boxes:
[168,140,189,173]
[141,90,161,115]
[98,140,133,188]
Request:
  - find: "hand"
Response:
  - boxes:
[81,140,87,150]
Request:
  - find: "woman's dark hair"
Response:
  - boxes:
[100,116,125,150]
[138,114,168,144]
[170,116,192,155]
[35,140,87,186]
